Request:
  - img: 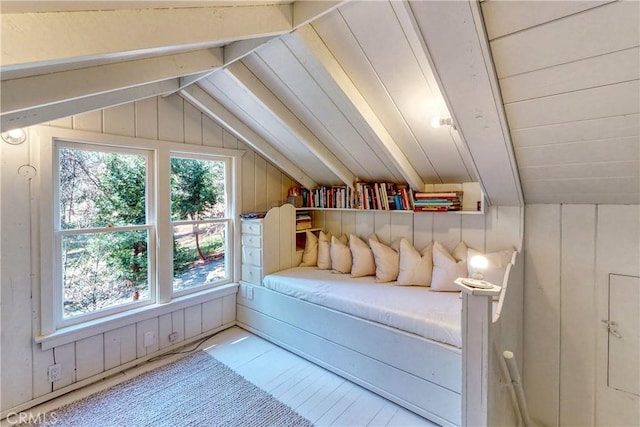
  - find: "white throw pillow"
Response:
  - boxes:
[331,235,352,273]
[370,238,399,283]
[467,247,514,286]
[299,230,318,267]
[317,231,332,270]
[452,240,468,261]
[397,239,433,286]
[350,234,377,277]
[431,241,468,291]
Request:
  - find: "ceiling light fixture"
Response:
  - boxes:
[1,128,27,145]
[430,116,455,129]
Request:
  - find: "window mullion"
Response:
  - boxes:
[156,149,173,304]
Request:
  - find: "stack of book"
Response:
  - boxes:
[354,182,414,210]
[413,191,463,212]
[295,211,313,231]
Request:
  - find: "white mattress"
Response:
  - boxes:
[262,267,463,348]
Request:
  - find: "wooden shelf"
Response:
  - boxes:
[296,182,485,215]
[296,227,322,234]
[297,207,483,215]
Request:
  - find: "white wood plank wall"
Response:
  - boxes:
[312,206,522,253]
[0,93,295,414]
[523,204,640,426]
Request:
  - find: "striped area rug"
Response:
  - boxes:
[27,351,313,426]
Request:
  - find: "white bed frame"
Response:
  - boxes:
[237,205,524,426]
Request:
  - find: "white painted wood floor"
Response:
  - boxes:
[202,326,438,427]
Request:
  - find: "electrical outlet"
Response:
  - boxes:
[47,364,62,382]
[143,331,156,348]
[247,286,254,300]
[168,331,178,342]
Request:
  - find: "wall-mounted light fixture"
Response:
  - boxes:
[1,128,27,145]
[430,116,455,129]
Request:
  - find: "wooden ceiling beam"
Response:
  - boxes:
[168,37,280,96]
[1,49,222,130]
[286,25,425,192]
[224,62,356,188]
[180,84,318,191]
[169,1,347,96]
[1,4,292,77]
[2,80,177,131]
[293,1,345,27]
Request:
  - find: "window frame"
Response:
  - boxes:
[53,141,156,327]
[169,152,233,297]
[36,126,243,341]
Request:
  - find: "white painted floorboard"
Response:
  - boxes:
[203,327,438,427]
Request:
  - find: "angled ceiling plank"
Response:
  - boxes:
[180,84,317,190]
[389,1,479,183]
[407,0,523,206]
[287,25,424,191]
[2,49,223,124]
[224,62,356,188]
[2,80,177,130]
[1,4,292,77]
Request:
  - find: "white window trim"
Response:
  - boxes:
[169,152,234,297]
[54,141,157,328]
[34,126,244,339]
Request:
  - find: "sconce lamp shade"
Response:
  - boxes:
[469,255,489,280]
[2,128,26,145]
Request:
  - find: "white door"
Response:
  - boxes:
[596,274,639,425]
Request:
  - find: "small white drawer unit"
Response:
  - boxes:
[241,219,263,285]
[240,204,297,286]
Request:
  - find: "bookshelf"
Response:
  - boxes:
[295,209,321,254]
[291,182,484,215]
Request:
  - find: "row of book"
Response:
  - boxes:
[413,191,463,212]
[295,183,415,211]
[291,185,464,212]
[355,182,414,211]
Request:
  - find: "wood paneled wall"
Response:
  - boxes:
[0,94,294,413]
[524,204,640,427]
[313,205,522,254]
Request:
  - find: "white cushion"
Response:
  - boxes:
[467,247,514,286]
[317,231,332,270]
[452,240,468,261]
[299,230,318,267]
[431,241,467,292]
[350,234,377,277]
[370,238,399,283]
[331,235,352,273]
[397,239,433,287]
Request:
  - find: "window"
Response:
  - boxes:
[56,143,154,325]
[43,130,240,332]
[170,155,230,294]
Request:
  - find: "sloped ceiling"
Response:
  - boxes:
[3,1,636,206]
[482,0,639,204]
[182,0,523,206]
[196,4,476,188]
